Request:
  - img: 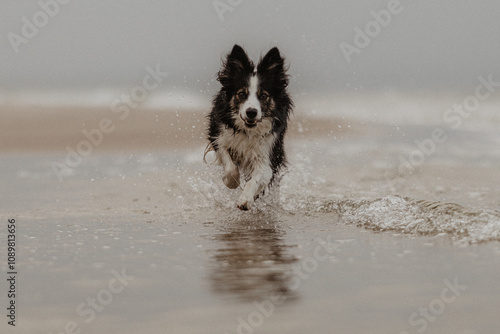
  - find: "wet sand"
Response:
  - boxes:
[1,102,500,334]
[0,105,361,152]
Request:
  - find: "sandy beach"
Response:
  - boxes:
[1,94,500,334]
[0,104,360,152]
[3,0,500,332]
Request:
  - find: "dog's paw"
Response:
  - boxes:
[223,168,240,189]
[237,194,254,211]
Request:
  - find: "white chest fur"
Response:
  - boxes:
[216,123,276,175]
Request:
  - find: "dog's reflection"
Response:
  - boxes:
[207,220,299,302]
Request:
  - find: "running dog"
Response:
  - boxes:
[206,45,293,210]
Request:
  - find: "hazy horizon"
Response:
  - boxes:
[2,0,500,94]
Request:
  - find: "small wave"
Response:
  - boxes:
[331,196,500,244]
[0,89,208,111]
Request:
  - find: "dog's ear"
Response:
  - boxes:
[257,47,289,89]
[217,45,254,89]
[258,47,282,71]
[228,45,252,67]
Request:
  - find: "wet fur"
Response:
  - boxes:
[207,45,293,210]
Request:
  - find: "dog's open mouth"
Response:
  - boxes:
[242,117,261,128]
[244,120,258,128]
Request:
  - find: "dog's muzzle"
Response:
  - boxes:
[242,108,261,128]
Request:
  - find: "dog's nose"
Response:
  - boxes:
[246,108,258,119]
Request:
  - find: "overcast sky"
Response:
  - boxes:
[1,0,499,94]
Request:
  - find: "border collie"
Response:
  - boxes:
[206,45,293,210]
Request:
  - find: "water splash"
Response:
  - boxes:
[185,165,500,244]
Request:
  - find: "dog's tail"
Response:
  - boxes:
[203,142,218,165]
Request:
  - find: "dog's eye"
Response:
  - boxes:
[237,92,246,99]
[259,92,269,100]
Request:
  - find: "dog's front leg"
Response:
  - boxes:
[219,149,240,189]
[237,166,272,210]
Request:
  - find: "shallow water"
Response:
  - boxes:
[1,93,500,333]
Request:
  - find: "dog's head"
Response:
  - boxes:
[217,45,289,132]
